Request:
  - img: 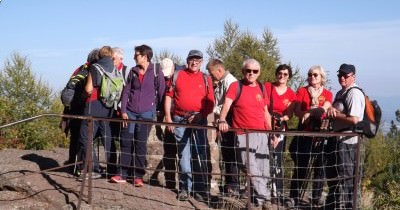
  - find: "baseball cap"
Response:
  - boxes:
[187,50,203,59]
[338,63,356,74]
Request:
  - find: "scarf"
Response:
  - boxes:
[307,86,323,108]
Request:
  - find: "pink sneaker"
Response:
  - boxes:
[110,175,126,183]
[134,178,143,187]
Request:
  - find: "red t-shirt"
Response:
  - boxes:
[226,81,269,131]
[165,69,215,118]
[296,86,333,112]
[264,82,297,115]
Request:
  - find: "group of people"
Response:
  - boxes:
[214,60,364,209]
[62,45,365,209]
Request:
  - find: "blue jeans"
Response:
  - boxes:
[173,115,209,193]
[118,110,154,179]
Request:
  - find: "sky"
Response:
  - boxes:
[0,0,399,123]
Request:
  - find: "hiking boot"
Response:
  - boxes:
[78,172,102,180]
[110,175,127,183]
[177,190,189,201]
[193,192,209,202]
[312,198,324,207]
[226,187,240,197]
[133,178,143,187]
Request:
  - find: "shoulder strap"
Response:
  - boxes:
[93,63,118,85]
[233,80,243,104]
[257,80,266,98]
[201,72,209,93]
[339,86,365,114]
[154,63,160,105]
[171,69,181,93]
[233,80,265,104]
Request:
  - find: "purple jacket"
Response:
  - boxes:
[121,63,165,114]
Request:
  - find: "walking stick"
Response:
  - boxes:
[191,128,210,204]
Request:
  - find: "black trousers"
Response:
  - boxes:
[325,140,356,209]
[163,130,178,189]
[289,136,326,201]
[220,131,240,192]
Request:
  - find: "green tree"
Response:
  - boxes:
[363,110,400,208]
[206,19,303,87]
[0,53,65,149]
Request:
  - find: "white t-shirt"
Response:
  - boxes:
[332,84,365,144]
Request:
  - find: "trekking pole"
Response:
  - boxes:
[300,139,320,201]
[191,129,210,204]
[269,135,277,198]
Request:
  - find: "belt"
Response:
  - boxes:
[173,109,197,118]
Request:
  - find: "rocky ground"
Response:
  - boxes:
[0,148,216,210]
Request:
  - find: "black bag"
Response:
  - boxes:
[60,65,89,107]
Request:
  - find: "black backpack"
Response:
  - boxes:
[61,64,89,108]
[342,87,382,138]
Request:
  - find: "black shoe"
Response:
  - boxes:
[312,198,324,207]
[225,187,240,197]
[177,190,188,201]
[193,192,209,202]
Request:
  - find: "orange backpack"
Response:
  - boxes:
[344,87,382,138]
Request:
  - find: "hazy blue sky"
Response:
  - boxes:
[1,0,399,121]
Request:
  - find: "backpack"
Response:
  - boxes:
[228,79,265,125]
[343,87,382,138]
[60,64,89,107]
[233,79,265,103]
[153,63,162,112]
[93,63,124,109]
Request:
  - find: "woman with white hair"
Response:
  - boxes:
[289,65,333,207]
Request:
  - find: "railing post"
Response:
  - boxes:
[245,131,251,209]
[353,135,362,210]
[77,116,94,209]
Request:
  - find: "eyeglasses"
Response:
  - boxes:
[189,58,202,63]
[278,72,289,77]
[245,69,259,74]
[337,73,353,79]
[134,53,142,59]
[308,73,319,78]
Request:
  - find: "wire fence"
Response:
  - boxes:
[0,114,364,209]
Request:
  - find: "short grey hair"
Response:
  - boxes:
[112,47,124,59]
[242,58,261,70]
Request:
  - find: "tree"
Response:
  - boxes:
[206,19,303,87]
[153,49,184,65]
[0,53,66,149]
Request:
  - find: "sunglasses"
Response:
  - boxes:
[308,73,319,78]
[278,72,289,77]
[245,69,259,74]
[134,53,142,59]
[337,73,353,79]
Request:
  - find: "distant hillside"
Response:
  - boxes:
[375,95,400,133]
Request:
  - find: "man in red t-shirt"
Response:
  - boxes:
[218,58,272,209]
[164,50,214,202]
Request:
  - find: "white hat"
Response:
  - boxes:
[161,58,174,77]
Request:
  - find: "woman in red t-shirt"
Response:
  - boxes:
[264,64,297,199]
[289,65,333,206]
